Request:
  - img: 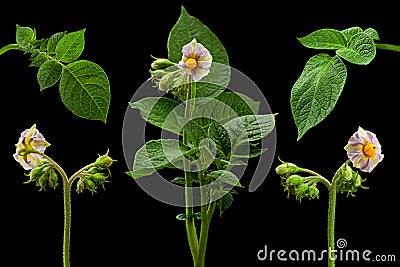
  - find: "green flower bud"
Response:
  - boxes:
[88,167,102,174]
[85,179,97,193]
[308,186,319,199]
[295,183,309,196]
[25,165,44,184]
[48,170,58,189]
[90,173,108,183]
[37,172,49,191]
[151,57,176,70]
[94,150,115,169]
[352,172,362,187]
[287,174,304,185]
[276,162,301,176]
[76,178,85,193]
[341,164,353,181]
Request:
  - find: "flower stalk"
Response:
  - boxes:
[14,125,114,267]
[277,127,383,267]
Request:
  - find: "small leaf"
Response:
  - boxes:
[39,38,49,51]
[336,32,376,65]
[29,51,48,67]
[217,192,233,217]
[341,27,363,41]
[291,54,347,140]
[364,28,380,41]
[168,6,230,98]
[16,25,35,48]
[56,29,85,63]
[171,177,186,185]
[59,60,110,122]
[208,119,231,158]
[47,31,67,54]
[207,170,243,188]
[37,60,63,90]
[297,29,347,50]
[129,139,196,179]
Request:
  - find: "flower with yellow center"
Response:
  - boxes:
[344,127,383,173]
[13,124,50,170]
[178,38,213,82]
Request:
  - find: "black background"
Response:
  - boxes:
[1,1,399,266]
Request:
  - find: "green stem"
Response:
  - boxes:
[41,154,71,267]
[327,163,346,267]
[0,44,24,55]
[197,170,210,267]
[184,79,199,265]
[375,43,400,52]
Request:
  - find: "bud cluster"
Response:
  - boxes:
[76,151,115,194]
[149,56,188,98]
[276,161,319,202]
[336,163,368,197]
[25,159,58,191]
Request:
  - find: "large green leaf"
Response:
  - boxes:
[47,31,67,54]
[336,32,376,65]
[59,60,110,122]
[55,29,85,63]
[297,29,347,50]
[129,139,195,179]
[167,6,230,98]
[129,97,184,134]
[291,54,347,140]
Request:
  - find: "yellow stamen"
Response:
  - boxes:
[185,58,197,69]
[363,141,376,157]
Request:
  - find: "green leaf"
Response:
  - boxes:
[47,31,67,54]
[59,60,110,122]
[168,6,230,98]
[216,92,260,115]
[364,28,379,41]
[298,29,347,50]
[55,29,85,63]
[16,25,35,48]
[224,114,276,143]
[336,32,376,65]
[29,51,48,67]
[39,38,49,51]
[207,170,243,188]
[171,177,186,185]
[129,97,184,134]
[341,27,363,42]
[37,60,63,90]
[217,192,233,217]
[291,54,347,140]
[208,119,231,158]
[129,139,196,179]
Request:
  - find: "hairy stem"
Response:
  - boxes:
[184,80,199,264]
[197,170,209,267]
[40,154,71,267]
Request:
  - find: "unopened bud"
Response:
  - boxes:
[308,186,319,199]
[94,150,115,169]
[341,164,353,181]
[276,162,301,176]
[151,57,176,70]
[287,175,304,185]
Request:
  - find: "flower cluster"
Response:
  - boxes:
[149,38,212,98]
[76,150,115,194]
[24,159,59,191]
[336,163,367,197]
